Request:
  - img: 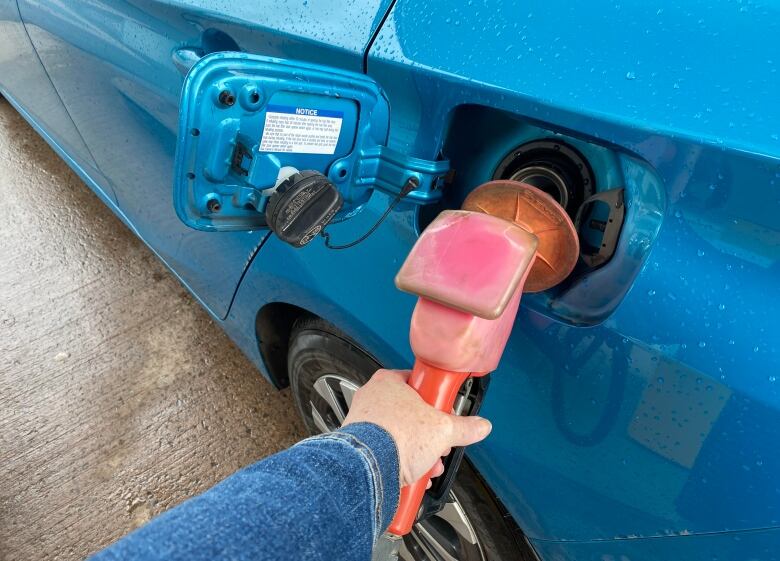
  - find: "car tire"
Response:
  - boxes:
[288,316,530,561]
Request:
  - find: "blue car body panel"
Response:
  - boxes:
[0,1,115,203]
[2,1,779,559]
[365,0,780,544]
[14,0,395,318]
[532,525,780,561]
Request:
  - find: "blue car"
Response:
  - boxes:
[2,1,778,560]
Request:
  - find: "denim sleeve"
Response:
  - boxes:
[90,422,400,561]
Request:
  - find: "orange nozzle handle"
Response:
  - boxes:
[387,360,471,536]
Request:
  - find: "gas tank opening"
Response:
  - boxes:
[492,139,595,220]
[418,103,665,326]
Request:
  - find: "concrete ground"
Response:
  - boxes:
[0,98,305,560]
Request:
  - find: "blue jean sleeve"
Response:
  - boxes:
[90,422,400,561]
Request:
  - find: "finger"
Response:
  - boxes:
[447,415,492,447]
[441,447,452,458]
[426,479,432,489]
[430,459,445,478]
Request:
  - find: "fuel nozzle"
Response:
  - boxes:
[461,179,580,292]
[386,180,578,537]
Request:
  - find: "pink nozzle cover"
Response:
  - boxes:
[395,211,538,320]
[395,211,538,373]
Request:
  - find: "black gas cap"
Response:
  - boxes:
[265,170,343,247]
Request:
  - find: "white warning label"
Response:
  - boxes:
[259,105,343,155]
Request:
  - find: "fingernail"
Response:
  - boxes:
[478,417,493,436]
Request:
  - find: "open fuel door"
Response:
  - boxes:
[174,53,448,238]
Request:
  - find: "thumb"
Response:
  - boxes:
[448,415,492,447]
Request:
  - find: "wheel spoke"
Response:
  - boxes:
[435,499,479,545]
[396,492,485,561]
[339,380,357,409]
[310,401,331,433]
[413,520,460,561]
[398,538,413,561]
[406,529,439,561]
[313,376,348,422]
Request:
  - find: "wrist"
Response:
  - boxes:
[337,422,401,533]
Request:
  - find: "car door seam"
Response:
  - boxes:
[362,0,398,74]
[15,1,104,185]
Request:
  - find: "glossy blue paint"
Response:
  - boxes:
[0,1,113,202]
[2,1,779,560]
[532,526,780,561]
[367,0,780,159]
[224,192,419,375]
[15,0,396,319]
[365,0,780,547]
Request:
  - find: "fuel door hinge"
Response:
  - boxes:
[232,143,449,209]
[335,146,449,204]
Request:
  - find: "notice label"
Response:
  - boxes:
[259,105,343,155]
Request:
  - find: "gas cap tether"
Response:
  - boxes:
[320,177,419,250]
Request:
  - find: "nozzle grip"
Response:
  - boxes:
[387,360,471,536]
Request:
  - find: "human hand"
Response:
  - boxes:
[342,369,492,487]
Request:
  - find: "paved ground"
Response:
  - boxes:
[0,98,305,560]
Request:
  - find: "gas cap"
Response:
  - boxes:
[265,170,343,247]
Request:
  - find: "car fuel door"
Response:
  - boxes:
[174,53,448,234]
